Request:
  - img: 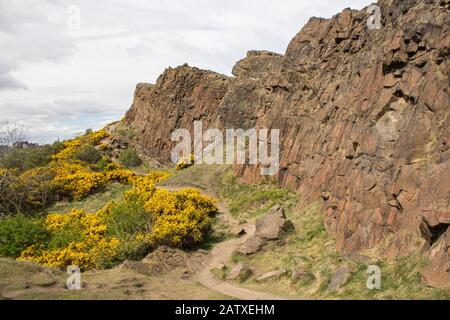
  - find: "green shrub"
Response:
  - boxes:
[0,215,50,257]
[0,168,61,216]
[105,199,151,238]
[76,144,102,164]
[114,236,152,262]
[96,157,113,171]
[119,148,142,168]
[46,219,85,250]
[115,123,136,140]
[1,142,63,172]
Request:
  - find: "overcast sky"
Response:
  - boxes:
[0,0,372,144]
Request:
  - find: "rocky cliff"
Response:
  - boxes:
[123,0,450,288]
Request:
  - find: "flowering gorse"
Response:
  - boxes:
[19,208,120,269]
[18,167,217,270]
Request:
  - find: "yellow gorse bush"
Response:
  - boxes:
[86,129,109,145]
[50,162,105,199]
[51,139,82,161]
[145,188,216,247]
[44,129,136,199]
[176,154,195,171]
[98,143,109,151]
[13,129,217,270]
[50,161,137,199]
[18,169,217,269]
[51,129,109,162]
[19,208,120,269]
[124,171,171,203]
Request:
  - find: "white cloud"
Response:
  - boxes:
[0,0,372,144]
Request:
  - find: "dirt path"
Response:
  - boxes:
[193,224,284,300]
[159,184,286,300]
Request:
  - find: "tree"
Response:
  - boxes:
[0,121,29,168]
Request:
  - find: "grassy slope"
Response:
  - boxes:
[47,183,131,214]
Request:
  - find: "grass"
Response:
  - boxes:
[112,122,137,141]
[210,265,229,280]
[200,217,234,251]
[228,202,339,298]
[158,164,229,191]
[47,183,131,213]
[218,172,298,219]
[334,254,450,300]
[161,164,299,220]
[0,257,64,293]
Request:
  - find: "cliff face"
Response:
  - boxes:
[124,0,450,288]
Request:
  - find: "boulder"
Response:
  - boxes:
[238,206,294,255]
[255,205,295,240]
[291,268,316,285]
[326,267,352,293]
[121,260,163,276]
[142,246,189,270]
[226,263,252,282]
[341,253,373,264]
[238,236,264,255]
[291,269,308,281]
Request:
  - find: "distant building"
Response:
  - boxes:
[12,141,39,149]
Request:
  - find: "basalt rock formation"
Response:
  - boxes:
[123,0,450,288]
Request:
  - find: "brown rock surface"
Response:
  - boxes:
[255,205,295,240]
[226,263,252,282]
[121,246,206,275]
[238,206,294,255]
[326,267,352,293]
[256,268,287,282]
[123,0,450,288]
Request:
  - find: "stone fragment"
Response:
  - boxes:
[238,206,294,255]
[256,268,287,282]
[226,263,252,282]
[326,267,352,293]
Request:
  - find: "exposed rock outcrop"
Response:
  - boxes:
[238,205,294,255]
[123,0,450,288]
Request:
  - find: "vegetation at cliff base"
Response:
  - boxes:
[119,148,143,168]
[0,130,217,270]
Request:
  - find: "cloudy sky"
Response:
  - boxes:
[0,0,372,144]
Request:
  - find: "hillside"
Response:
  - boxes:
[122,0,449,288]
